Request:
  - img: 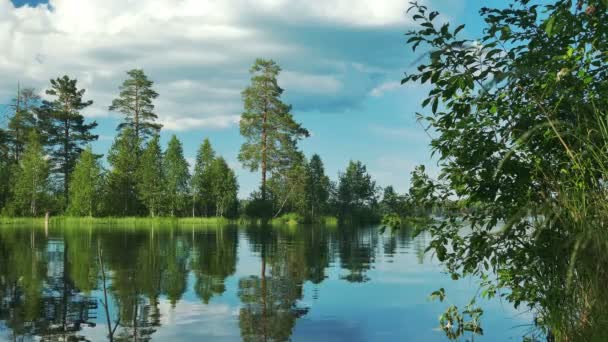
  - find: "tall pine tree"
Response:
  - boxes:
[110,69,161,143]
[38,76,98,205]
[137,135,165,217]
[67,146,103,216]
[239,59,309,200]
[192,138,215,216]
[164,135,190,216]
[12,131,50,216]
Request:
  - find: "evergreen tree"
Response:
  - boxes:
[67,146,103,216]
[209,157,238,217]
[239,59,309,200]
[306,154,331,220]
[136,135,165,217]
[12,131,50,216]
[8,87,39,162]
[336,161,378,222]
[164,135,190,216]
[192,138,215,216]
[38,76,98,205]
[0,128,11,211]
[106,128,141,216]
[110,69,161,142]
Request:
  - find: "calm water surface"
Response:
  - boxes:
[0,225,530,341]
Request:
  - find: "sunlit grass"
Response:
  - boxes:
[0,215,342,228]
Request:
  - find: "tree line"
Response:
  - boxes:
[0,59,404,222]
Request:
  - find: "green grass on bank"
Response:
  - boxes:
[0,216,234,227]
[0,215,341,228]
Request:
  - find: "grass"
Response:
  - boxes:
[0,216,234,228]
[0,215,341,228]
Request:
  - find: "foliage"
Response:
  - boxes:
[110,69,161,142]
[429,288,484,340]
[37,76,98,204]
[239,58,309,200]
[105,128,141,216]
[0,128,11,212]
[305,154,332,221]
[10,131,50,216]
[163,135,190,216]
[192,138,216,216]
[7,87,39,162]
[67,146,103,216]
[267,152,309,219]
[136,135,165,217]
[404,1,608,339]
[208,157,239,218]
[243,194,274,220]
[336,160,379,223]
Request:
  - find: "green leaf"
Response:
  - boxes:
[545,15,556,37]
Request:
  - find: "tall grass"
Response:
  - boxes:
[528,109,608,340]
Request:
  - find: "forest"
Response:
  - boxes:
[0,59,419,224]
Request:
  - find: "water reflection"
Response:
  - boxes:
[0,224,525,341]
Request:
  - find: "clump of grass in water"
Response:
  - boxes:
[529,109,608,341]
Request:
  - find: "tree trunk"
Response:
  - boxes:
[64,119,70,205]
[261,108,268,200]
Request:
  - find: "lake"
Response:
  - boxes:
[0,224,531,341]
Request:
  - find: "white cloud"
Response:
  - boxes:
[279,70,342,95]
[160,115,241,131]
[0,0,426,131]
[369,81,401,97]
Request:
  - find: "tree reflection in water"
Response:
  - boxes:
[0,224,393,341]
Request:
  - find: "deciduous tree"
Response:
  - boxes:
[68,146,103,216]
[12,131,50,216]
[209,157,238,217]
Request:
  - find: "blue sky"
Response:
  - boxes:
[1,0,488,197]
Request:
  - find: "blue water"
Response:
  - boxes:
[0,225,531,341]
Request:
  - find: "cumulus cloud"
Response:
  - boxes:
[0,0,426,130]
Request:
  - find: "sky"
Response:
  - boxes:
[0,0,489,197]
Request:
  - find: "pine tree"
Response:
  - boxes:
[136,135,165,217]
[192,138,215,216]
[337,161,378,222]
[110,69,162,142]
[0,128,11,211]
[209,157,238,217]
[164,135,190,216]
[12,131,50,216]
[306,154,331,220]
[67,146,103,216]
[8,87,39,162]
[239,59,309,200]
[38,76,98,205]
[106,128,141,216]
